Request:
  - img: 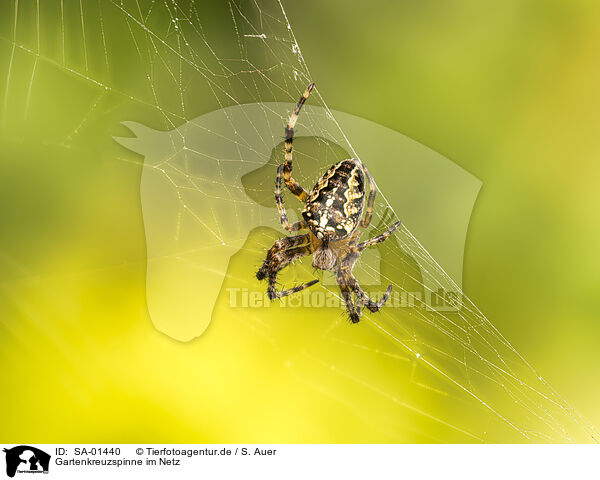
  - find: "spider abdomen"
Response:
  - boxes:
[302,159,365,241]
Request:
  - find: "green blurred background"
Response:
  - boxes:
[1,0,599,443]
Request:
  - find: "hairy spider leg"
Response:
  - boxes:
[357,220,402,251]
[275,165,308,232]
[256,234,310,280]
[352,276,393,313]
[360,164,377,228]
[338,262,393,315]
[282,83,315,202]
[266,244,318,299]
[269,275,319,300]
[256,235,319,300]
[338,276,362,323]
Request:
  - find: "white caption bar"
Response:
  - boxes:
[2,444,598,479]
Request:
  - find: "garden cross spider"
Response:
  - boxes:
[256,83,401,323]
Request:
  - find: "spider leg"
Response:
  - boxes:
[266,243,318,300]
[339,283,362,324]
[349,273,393,313]
[275,165,307,232]
[283,83,314,202]
[256,236,318,300]
[256,234,309,280]
[359,164,377,228]
[355,282,394,313]
[336,257,364,323]
[268,276,319,300]
[357,220,402,251]
[338,262,393,314]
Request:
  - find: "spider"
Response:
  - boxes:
[256,83,401,323]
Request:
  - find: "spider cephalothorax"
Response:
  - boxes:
[256,83,401,323]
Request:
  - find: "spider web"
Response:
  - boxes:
[0,0,597,443]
